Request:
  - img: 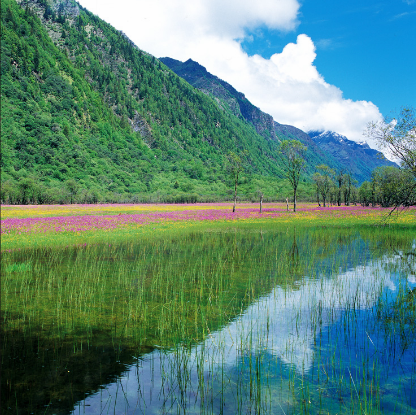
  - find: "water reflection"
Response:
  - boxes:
[72,255,416,414]
[2,230,415,414]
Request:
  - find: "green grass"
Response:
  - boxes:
[1,218,415,414]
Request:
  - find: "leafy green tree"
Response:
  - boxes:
[358,181,372,206]
[335,169,345,206]
[18,177,36,205]
[313,164,334,207]
[65,179,79,204]
[226,151,246,212]
[279,140,307,212]
[371,166,415,207]
[342,172,356,206]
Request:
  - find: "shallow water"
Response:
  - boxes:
[1,227,415,414]
[71,257,416,415]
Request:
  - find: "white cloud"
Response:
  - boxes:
[78,0,383,149]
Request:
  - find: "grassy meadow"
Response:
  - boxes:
[1,202,415,414]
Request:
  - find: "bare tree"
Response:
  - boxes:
[366,107,416,210]
[226,151,247,213]
[366,107,415,176]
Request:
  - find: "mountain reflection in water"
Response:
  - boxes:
[72,256,416,415]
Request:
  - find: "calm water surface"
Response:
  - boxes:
[72,256,416,415]
[1,228,415,414]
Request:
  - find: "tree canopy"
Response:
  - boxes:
[366,107,416,176]
[279,140,307,212]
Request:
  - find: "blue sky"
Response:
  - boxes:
[241,0,416,117]
[78,0,415,148]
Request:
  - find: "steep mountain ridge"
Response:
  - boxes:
[160,57,277,140]
[160,57,396,184]
[308,131,397,182]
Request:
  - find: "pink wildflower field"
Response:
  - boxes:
[1,203,415,251]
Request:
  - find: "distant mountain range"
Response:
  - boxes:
[160,57,397,183]
[308,131,397,181]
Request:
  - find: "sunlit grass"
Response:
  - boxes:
[2,203,415,252]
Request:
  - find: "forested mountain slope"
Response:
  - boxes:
[159,57,279,141]
[0,0,386,204]
[1,0,302,203]
[161,57,396,185]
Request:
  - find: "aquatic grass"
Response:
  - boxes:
[73,244,413,415]
[4,262,32,273]
[2,229,313,348]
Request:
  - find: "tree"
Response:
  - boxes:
[342,172,356,206]
[279,140,307,212]
[371,166,415,207]
[18,177,36,205]
[256,190,264,213]
[358,181,372,206]
[65,179,79,204]
[366,107,416,208]
[366,107,416,175]
[335,169,345,206]
[313,164,334,207]
[226,151,246,212]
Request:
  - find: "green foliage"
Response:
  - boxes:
[312,164,335,207]
[279,140,307,211]
[0,0,312,204]
[369,166,416,207]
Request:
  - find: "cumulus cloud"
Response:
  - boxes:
[79,0,383,148]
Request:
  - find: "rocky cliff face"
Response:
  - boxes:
[17,0,80,17]
[51,0,79,16]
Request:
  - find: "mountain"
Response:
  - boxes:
[0,0,394,205]
[2,0,294,203]
[308,131,397,183]
[160,57,394,184]
[159,58,278,141]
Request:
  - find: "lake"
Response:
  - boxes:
[1,224,415,414]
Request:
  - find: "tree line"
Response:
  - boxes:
[312,165,415,208]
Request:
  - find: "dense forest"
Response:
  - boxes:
[1,0,290,204]
[1,0,412,205]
